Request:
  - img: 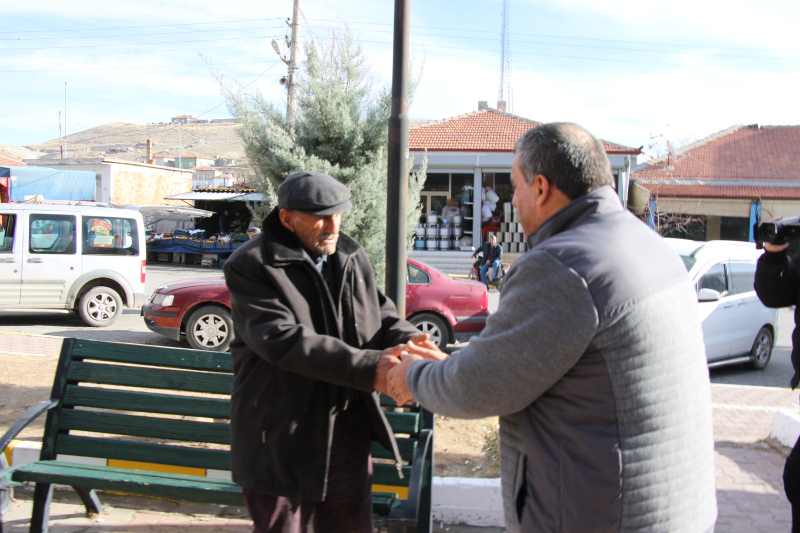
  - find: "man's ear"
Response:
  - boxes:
[278,209,296,233]
[533,174,551,206]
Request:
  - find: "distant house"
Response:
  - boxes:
[192,166,235,188]
[150,152,175,166]
[22,157,193,206]
[173,152,215,170]
[0,155,26,167]
[629,124,800,242]
[171,115,201,124]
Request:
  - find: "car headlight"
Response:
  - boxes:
[151,293,175,306]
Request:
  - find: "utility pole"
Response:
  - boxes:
[286,0,301,124]
[64,82,68,157]
[178,120,182,169]
[59,112,64,159]
[385,0,410,314]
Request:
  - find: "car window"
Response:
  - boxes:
[82,216,139,255]
[407,263,431,285]
[697,263,727,295]
[29,214,77,254]
[729,262,757,296]
[0,214,14,253]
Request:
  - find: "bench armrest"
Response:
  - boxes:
[388,427,433,525]
[0,399,59,455]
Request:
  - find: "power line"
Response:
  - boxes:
[0,59,281,74]
[0,24,284,42]
[0,17,285,34]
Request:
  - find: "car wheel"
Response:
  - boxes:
[409,312,450,348]
[185,305,233,351]
[78,286,122,327]
[745,327,773,370]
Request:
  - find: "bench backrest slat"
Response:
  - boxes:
[371,438,417,462]
[56,410,230,445]
[68,361,234,395]
[373,463,412,487]
[57,435,231,471]
[383,411,420,435]
[70,340,232,372]
[63,385,230,419]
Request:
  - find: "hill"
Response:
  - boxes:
[17,121,247,165]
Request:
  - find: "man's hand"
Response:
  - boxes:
[374,351,402,395]
[765,242,790,253]
[764,216,790,252]
[387,353,423,405]
[405,339,448,361]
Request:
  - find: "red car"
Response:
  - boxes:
[142,258,489,351]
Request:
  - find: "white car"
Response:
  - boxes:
[666,239,779,370]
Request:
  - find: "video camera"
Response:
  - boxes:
[753,216,800,249]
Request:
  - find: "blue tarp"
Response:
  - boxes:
[0,166,95,202]
[148,242,236,255]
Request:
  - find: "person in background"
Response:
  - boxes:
[246,227,260,240]
[387,122,717,532]
[754,232,800,532]
[473,234,502,288]
[218,209,231,235]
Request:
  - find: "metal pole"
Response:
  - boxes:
[385,0,410,314]
[64,82,67,158]
[286,0,301,124]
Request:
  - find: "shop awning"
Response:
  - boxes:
[123,205,215,217]
[165,190,268,202]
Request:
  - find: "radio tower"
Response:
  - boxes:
[498,0,513,113]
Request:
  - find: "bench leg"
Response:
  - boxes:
[28,482,53,533]
[72,487,102,516]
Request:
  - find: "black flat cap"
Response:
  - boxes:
[278,171,352,215]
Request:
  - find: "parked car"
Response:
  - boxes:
[142,257,489,351]
[665,238,779,370]
[0,203,147,327]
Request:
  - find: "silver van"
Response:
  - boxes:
[0,203,147,326]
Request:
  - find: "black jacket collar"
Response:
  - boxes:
[261,208,361,264]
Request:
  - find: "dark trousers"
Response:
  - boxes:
[785,435,800,532]
[243,404,374,533]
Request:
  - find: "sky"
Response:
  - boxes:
[2,0,799,159]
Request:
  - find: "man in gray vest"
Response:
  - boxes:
[388,123,717,532]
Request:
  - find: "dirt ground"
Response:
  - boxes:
[0,352,499,478]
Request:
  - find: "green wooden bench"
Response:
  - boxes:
[0,338,433,533]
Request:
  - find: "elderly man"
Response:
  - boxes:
[388,123,717,532]
[223,171,428,532]
[246,226,260,239]
[473,234,502,288]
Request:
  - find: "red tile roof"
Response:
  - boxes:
[181,153,215,160]
[409,109,641,154]
[632,125,800,200]
[0,155,26,166]
[153,152,174,158]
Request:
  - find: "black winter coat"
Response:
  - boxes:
[754,250,800,388]
[222,208,420,499]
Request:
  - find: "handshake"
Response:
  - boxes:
[373,333,447,405]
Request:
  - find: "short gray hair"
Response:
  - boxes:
[514,122,614,200]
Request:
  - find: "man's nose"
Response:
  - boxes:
[323,215,341,233]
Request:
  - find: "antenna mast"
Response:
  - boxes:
[498,0,512,112]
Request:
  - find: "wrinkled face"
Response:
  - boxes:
[281,210,342,257]
[511,155,539,235]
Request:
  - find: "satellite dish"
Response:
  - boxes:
[666,140,677,164]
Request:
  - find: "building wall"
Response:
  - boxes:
[109,163,192,205]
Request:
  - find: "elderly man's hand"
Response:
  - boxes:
[387,353,423,406]
[374,349,403,395]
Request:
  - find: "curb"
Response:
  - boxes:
[4,440,507,527]
[770,409,800,447]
